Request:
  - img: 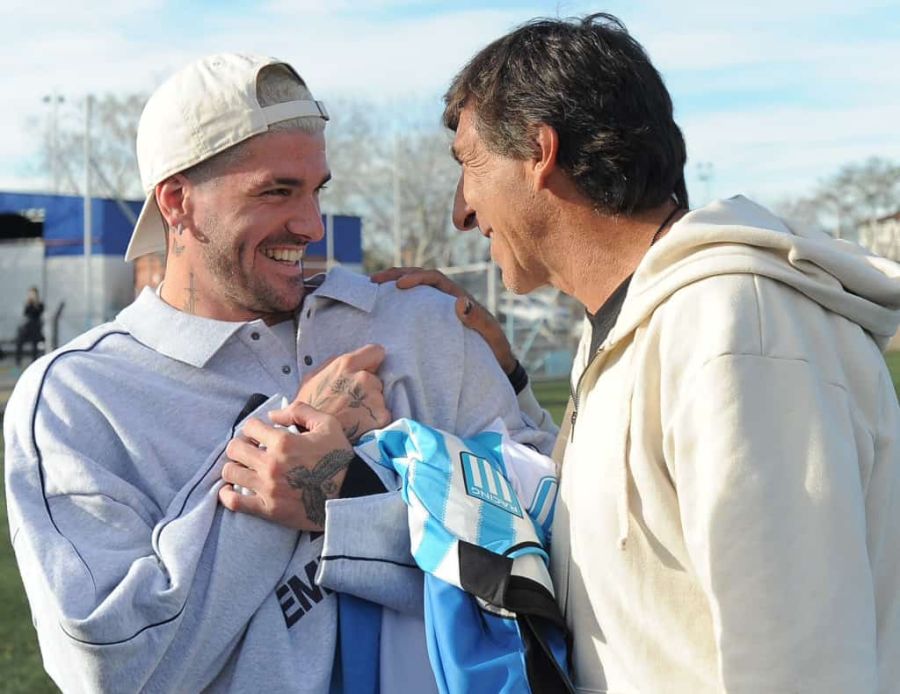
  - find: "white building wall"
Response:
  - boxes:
[45,255,133,346]
[0,240,46,342]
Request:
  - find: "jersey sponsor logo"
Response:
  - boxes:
[276,557,333,628]
[460,451,523,517]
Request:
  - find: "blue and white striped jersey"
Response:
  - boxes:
[356,418,572,694]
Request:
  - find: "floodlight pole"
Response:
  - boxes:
[83,94,93,329]
[43,92,64,193]
[393,136,402,266]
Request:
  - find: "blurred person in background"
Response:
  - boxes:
[14,285,44,366]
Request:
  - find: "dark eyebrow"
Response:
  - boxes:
[271,177,302,187]
[263,172,332,188]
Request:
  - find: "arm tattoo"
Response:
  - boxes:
[285,449,355,526]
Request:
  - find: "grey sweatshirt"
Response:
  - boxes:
[5,268,556,692]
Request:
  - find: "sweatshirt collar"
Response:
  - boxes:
[117,266,378,368]
[117,288,252,368]
[307,265,378,313]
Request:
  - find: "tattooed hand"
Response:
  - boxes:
[219,403,354,531]
[296,343,392,442]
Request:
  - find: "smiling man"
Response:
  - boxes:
[438,13,900,693]
[4,54,556,692]
[155,129,330,321]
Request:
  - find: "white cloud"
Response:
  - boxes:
[264,0,434,14]
[684,102,900,202]
[197,7,536,97]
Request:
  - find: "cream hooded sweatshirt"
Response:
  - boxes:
[551,196,900,693]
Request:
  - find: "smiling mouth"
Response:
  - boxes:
[262,247,305,265]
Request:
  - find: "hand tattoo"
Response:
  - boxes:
[285,449,355,526]
[311,375,377,421]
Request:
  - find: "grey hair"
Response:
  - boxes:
[180,63,326,186]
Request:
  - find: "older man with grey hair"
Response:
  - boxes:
[5,53,556,692]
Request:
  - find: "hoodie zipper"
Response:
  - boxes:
[569,345,605,442]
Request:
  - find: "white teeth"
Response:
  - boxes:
[263,247,304,263]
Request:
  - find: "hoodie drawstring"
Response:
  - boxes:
[616,336,640,550]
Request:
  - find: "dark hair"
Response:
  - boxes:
[443,13,688,214]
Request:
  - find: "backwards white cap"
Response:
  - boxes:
[125,53,329,261]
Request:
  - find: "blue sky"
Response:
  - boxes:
[3,0,899,207]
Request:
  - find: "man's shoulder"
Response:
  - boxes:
[369,282,468,361]
[317,266,458,322]
[371,280,458,322]
[37,322,137,369]
[9,322,139,410]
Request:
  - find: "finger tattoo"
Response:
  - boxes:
[347,384,376,419]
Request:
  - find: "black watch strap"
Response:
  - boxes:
[507,360,529,395]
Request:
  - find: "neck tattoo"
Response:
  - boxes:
[184,273,198,314]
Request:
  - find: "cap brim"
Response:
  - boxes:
[125,192,167,262]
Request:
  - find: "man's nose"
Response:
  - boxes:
[287,198,325,243]
[451,175,477,231]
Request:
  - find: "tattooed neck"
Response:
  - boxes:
[285,448,355,527]
[183,272,199,314]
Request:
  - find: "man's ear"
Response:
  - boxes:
[155,174,191,230]
[530,123,560,191]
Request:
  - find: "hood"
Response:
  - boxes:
[582,195,900,552]
[605,195,900,352]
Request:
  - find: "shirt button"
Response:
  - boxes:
[250,332,260,340]
[282,365,292,375]
[306,309,312,319]
[303,355,313,366]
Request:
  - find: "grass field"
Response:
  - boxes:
[1,357,899,689]
[532,378,571,425]
[887,352,900,394]
[0,442,55,692]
